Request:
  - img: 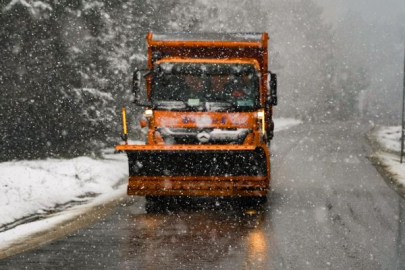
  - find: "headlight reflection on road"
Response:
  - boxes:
[245,228,268,269]
[120,199,272,269]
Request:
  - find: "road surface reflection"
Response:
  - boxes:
[119,198,273,270]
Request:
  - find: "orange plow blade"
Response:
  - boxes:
[115,145,270,196]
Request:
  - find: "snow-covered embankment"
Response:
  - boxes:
[369,125,405,189]
[0,153,128,230]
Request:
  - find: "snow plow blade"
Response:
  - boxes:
[115,145,269,196]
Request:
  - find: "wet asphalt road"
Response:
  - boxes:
[1,122,405,269]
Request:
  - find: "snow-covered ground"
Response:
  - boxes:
[0,187,128,258]
[0,151,129,256]
[0,152,128,229]
[0,118,301,255]
[370,125,405,188]
[373,125,401,153]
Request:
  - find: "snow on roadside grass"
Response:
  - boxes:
[373,152,405,188]
[0,186,129,257]
[371,125,405,188]
[373,125,401,153]
[0,153,127,228]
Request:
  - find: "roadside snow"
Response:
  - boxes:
[371,125,405,188]
[0,186,128,257]
[0,152,128,229]
[373,125,401,153]
[374,152,405,187]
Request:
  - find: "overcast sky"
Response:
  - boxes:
[315,0,405,24]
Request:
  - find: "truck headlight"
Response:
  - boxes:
[144,109,153,116]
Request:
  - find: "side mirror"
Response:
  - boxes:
[132,69,141,103]
[270,73,277,106]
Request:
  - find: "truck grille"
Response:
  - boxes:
[157,127,251,145]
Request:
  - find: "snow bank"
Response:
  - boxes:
[373,125,401,153]
[0,186,128,257]
[0,153,127,228]
[371,125,405,188]
[373,152,405,187]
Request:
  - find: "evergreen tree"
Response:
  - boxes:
[0,0,216,161]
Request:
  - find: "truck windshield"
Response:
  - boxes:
[151,62,260,111]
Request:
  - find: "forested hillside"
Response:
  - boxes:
[0,0,370,161]
[0,0,208,160]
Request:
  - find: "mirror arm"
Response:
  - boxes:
[268,71,278,106]
[132,68,153,105]
[143,70,152,78]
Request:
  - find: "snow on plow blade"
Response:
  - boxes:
[116,145,269,196]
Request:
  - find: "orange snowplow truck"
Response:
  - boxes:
[116,32,277,202]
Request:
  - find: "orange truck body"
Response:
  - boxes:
[116,32,276,198]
